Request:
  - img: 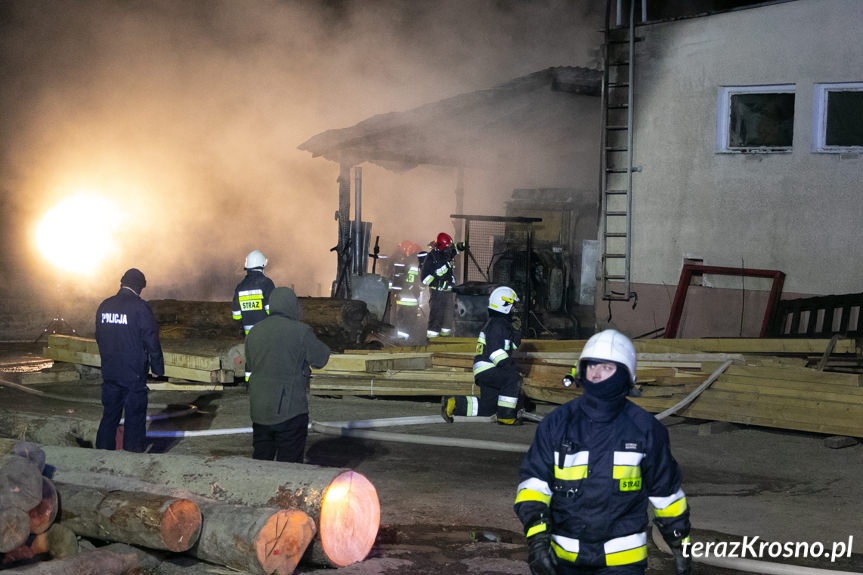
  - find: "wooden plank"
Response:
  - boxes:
[711,380,863,404]
[315,353,432,373]
[724,364,862,386]
[147,383,224,391]
[43,347,101,367]
[717,374,863,396]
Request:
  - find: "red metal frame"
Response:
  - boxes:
[663,264,786,338]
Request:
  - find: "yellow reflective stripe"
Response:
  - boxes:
[514,488,551,505]
[498,418,517,425]
[606,545,647,566]
[232,311,242,320]
[654,496,688,518]
[526,523,547,538]
[612,465,642,479]
[490,349,509,364]
[551,539,579,563]
[554,465,587,481]
[473,361,495,376]
[497,395,517,408]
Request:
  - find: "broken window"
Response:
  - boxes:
[813,82,863,152]
[717,85,795,153]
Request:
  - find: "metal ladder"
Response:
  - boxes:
[599,0,641,302]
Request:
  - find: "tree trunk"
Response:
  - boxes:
[0,442,46,473]
[0,455,43,512]
[190,503,316,575]
[0,542,160,575]
[28,477,58,535]
[0,507,29,553]
[4,439,380,567]
[54,482,201,552]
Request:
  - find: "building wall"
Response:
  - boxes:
[602,0,863,335]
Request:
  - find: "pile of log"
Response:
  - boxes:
[0,438,379,573]
[150,298,389,352]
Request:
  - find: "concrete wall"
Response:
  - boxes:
[602,0,863,335]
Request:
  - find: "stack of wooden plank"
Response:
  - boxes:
[315,337,863,438]
[41,334,243,386]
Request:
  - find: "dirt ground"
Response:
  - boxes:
[1,342,862,575]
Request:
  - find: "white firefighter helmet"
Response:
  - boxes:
[488,286,519,314]
[577,329,637,383]
[244,250,267,270]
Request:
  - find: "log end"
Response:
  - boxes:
[257,509,317,575]
[319,470,380,567]
[160,498,202,552]
[29,477,59,535]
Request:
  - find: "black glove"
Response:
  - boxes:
[456,242,468,252]
[671,545,691,575]
[527,532,557,575]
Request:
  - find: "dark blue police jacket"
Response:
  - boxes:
[95,287,164,384]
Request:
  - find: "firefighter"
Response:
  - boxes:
[95,268,164,453]
[419,232,466,338]
[388,240,423,341]
[441,286,523,425]
[232,250,275,335]
[514,329,691,575]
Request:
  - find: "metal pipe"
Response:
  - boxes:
[354,166,363,275]
[317,415,494,429]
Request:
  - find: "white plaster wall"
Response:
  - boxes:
[630,0,863,294]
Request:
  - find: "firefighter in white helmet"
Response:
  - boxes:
[514,329,691,575]
[441,285,524,425]
[232,250,276,335]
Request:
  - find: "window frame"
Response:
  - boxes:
[812,82,863,153]
[716,84,796,154]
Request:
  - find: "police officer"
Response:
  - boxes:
[95,268,164,453]
[441,286,523,425]
[232,250,275,335]
[419,232,466,338]
[514,329,691,575]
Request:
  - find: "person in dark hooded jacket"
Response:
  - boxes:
[95,268,164,453]
[244,286,330,462]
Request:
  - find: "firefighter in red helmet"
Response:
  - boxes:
[419,232,466,338]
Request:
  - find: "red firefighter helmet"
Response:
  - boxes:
[434,232,453,249]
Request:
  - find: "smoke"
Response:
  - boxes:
[0,0,601,325]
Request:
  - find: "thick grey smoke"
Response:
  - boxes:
[0,0,601,329]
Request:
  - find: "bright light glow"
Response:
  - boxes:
[36,195,125,274]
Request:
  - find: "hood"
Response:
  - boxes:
[268,287,300,320]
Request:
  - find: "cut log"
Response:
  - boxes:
[190,503,316,575]
[31,523,79,559]
[0,455,43,512]
[0,507,30,553]
[0,542,160,575]
[54,482,202,552]
[1,441,47,472]
[28,477,58,535]
[8,440,380,567]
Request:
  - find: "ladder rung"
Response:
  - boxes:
[608,61,630,67]
[604,232,627,238]
[605,211,628,217]
[605,147,628,152]
[608,82,630,88]
[604,275,627,280]
[608,105,629,110]
[605,189,628,195]
[606,125,628,131]
[606,168,629,173]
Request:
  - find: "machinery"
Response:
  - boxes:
[452,188,598,339]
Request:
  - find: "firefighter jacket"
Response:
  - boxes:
[514,397,690,568]
[232,270,276,334]
[420,246,459,292]
[389,252,421,307]
[473,311,521,377]
[245,287,330,426]
[95,287,164,384]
